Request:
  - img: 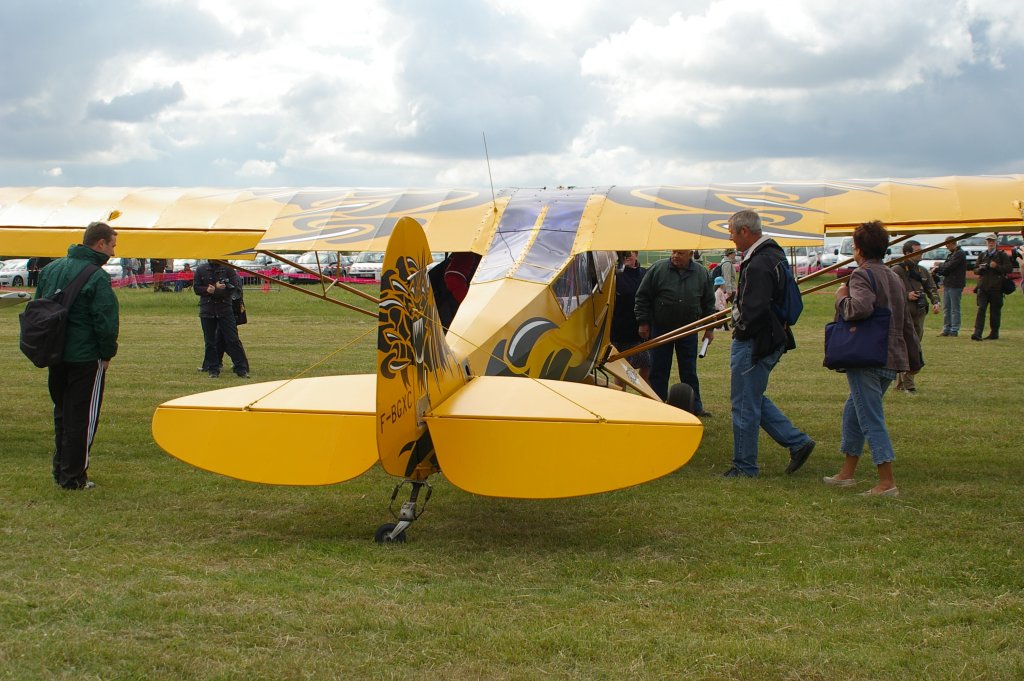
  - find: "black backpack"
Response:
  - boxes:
[19,264,99,368]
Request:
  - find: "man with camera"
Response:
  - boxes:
[193,260,250,378]
[970,233,1014,341]
[891,240,939,394]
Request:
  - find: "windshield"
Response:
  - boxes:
[355,252,386,264]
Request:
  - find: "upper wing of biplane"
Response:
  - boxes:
[2,176,1023,258]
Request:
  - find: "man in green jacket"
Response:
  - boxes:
[35,222,120,490]
[634,249,716,415]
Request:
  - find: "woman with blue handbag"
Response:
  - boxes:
[822,221,922,497]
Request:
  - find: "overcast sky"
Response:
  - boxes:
[2,0,1022,188]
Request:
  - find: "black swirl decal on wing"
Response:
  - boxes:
[254,188,494,248]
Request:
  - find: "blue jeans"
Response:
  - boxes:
[649,330,702,411]
[841,367,897,465]
[941,286,962,334]
[730,339,810,476]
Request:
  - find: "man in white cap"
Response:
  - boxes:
[970,233,1013,341]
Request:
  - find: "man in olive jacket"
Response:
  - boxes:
[35,222,119,490]
[890,240,940,393]
[634,249,715,415]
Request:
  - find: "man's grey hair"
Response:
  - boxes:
[729,210,762,233]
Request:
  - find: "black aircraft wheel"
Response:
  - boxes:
[667,382,696,414]
[374,523,407,544]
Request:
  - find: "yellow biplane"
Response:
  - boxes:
[3,177,1023,541]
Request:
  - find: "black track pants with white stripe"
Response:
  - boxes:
[48,360,107,489]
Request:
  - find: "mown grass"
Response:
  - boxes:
[1,281,1022,680]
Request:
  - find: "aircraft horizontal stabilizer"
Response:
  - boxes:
[426,376,702,498]
[152,375,378,485]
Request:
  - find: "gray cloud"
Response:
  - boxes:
[87,82,186,122]
[0,0,1022,187]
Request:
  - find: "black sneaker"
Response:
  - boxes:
[235,370,250,378]
[786,439,815,474]
[722,467,752,478]
[209,370,220,379]
[62,480,96,490]
[695,410,713,418]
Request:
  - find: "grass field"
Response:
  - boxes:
[1,281,1022,680]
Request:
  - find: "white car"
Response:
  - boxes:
[347,251,387,279]
[0,259,30,287]
[958,237,989,267]
[279,251,346,283]
[349,251,445,280]
[819,237,847,268]
[781,246,823,275]
[918,247,949,272]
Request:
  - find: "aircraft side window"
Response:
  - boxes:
[592,251,616,292]
[552,253,600,316]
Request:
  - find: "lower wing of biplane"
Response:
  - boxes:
[151,218,702,542]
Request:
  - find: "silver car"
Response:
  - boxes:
[0,259,29,287]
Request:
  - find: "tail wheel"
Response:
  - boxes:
[667,382,695,414]
[374,522,407,544]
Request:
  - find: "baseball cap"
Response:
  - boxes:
[713,276,725,286]
[984,233,998,240]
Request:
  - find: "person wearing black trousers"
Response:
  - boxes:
[193,260,250,378]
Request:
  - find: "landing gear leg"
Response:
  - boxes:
[374,479,432,544]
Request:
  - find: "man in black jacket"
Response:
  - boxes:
[970,233,1013,341]
[193,260,250,377]
[933,241,967,337]
[724,210,814,478]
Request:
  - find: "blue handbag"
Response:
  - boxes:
[824,269,891,370]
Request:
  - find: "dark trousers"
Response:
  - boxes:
[649,329,702,411]
[48,360,107,488]
[974,289,1004,337]
[201,315,248,374]
[200,327,227,371]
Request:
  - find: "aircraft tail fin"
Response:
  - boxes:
[375,217,467,478]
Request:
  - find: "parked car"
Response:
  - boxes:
[325,255,354,278]
[831,237,857,276]
[347,251,387,279]
[819,237,847,269]
[782,246,823,275]
[101,262,122,279]
[279,251,346,283]
[0,259,30,287]
[958,237,989,267]
[918,246,950,285]
[348,251,445,280]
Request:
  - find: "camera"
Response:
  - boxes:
[217,277,234,288]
